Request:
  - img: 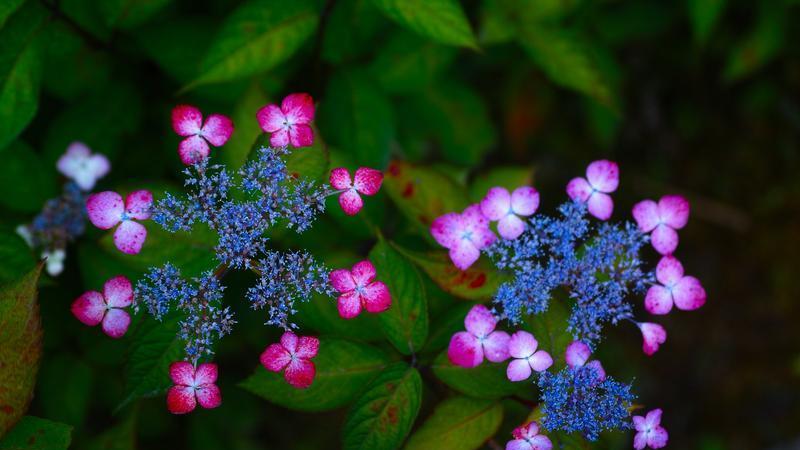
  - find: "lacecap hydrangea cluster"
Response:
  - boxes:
[433,160,706,450]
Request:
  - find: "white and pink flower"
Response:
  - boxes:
[256,93,315,148]
[632,195,690,255]
[480,186,540,240]
[171,105,234,165]
[431,205,497,271]
[633,408,669,449]
[506,421,553,450]
[645,255,706,315]
[506,330,553,382]
[166,362,222,414]
[638,322,667,356]
[329,167,383,215]
[261,331,319,389]
[447,304,510,368]
[329,260,391,319]
[566,160,619,220]
[86,190,152,254]
[565,340,606,381]
[70,275,133,338]
[57,142,110,191]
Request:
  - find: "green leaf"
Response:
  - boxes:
[295,292,386,342]
[0,416,71,450]
[0,263,43,438]
[369,240,429,354]
[41,23,111,101]
[369,30,457,94]
[185,0,319,89]
[0,141,58,213]
[284,132,330,182]
[136,16,215,83]
[468,166,534,203]
[404,396,503,450]
[687,0,726,44]
[479,0,580,45]
[0,227,36,285]
[342,363,422,450]
[524,296,572,367]
[431,351,530,399]
[240,338,391,412]
[0,0,25,29]
[85,411,137,450]
[36,355,92,427]
[223,82,269,169]
[424,302,471,355]
[369,0,477,48]
[100,0,173,29]
[322,0,387,64]
[722,3,785,83]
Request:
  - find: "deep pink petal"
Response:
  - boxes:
[169,361,195,385]
[480,187,511,221]
[196,384,222,409]
[353,167,383,195]
[289,124,314,147]
[639,322,667,356]
[430,213,461,249]
[178,135,210,165]
[566,177,592,203]
[337,291,363,319]
[585,160,619,193]
[658,195,689,229]
[260,343,291,372]
[464,304,497,336]
[648,426,669,448]
[511,186,539,216]
[449,241,480,271]
[529,350,553,372]
[633,431,647,450]
[506,440,533,450]
[71,291,105,326]
[125,190,153,220]
[447,331,483,368]
[645,285,673,315]
[329,167,353,190]
[171,105,203,136]
[483,331,511,363]
[506,358,532,382]
[295,336,320,359]
[86,191,124,229]
[338,189,363,216]
[281,93,315,124]
[280,330,298,353]
[103,275,133,308]
[650,224,679,255]
[284,359,315,389]
[329,268,356,293]
[508,330,537,358]
[256,104,285,132]
[201,114,234,146]
[587,192,614,220]
[102,309,130,338]
[498,214,526,240]
[632,200,660,233]
[672,276,706,310]
[362,281,391,313]
[351,260,377,286]
[565,340,591,368]
[269,128,290,148]
[645,409,663,427]
[514,422,539,440]
[194,363,218,384]
[529,435,553,450]
[167,385,196,414]
[655,255,684,286]
[113,220,147,255]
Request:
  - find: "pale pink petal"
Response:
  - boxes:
[565,340,591,368]
[498,214,526,240]
[269,128,290,148]
[510,186,540,216]
[633,431,647,450]
[256,104,285,132]
[71,291,106,326]
[508,330,537,358]
[645,409,663,427]
[566,177,592,203]
[464,304,497,337]
[169,361,195,385]
[103,275,133,308]
[194,363,218,384]
[353,167,383,195]
[57,143,88,179]
[506,358,532,382]
[430,213,462,249]
[125,190,153,220]
[280,330,298,353]
[86,191,124,229]
[529,435,553,450]
[449,240,480,270]
[645,285,673,315]
[633,415,646,431]
[167,385,196,414]
[650,224,679,255]
[362,281,391,313]
[281,93,315,124]
[295,336,319,359]
[462,204,489,228]
[587,192,614,220]
[648,426,669,448]
[102,309,131,338]
[506,440,532,450]
[201,114,234,146]
[586,360,606,381]
[480,187,511,221]
[672,276,706,310]
[512,422,538,440]
[483,331,511,363]
[351,260,377,286]
[338,189,363,216]
[658,195,689,229]
[528,350,553,372]
[655,255,684,286]
[171,105,203,136]
[329,167,353,190]
[585,160,619,193]
[284,359,315,388]
[639,322,667,356]
[113,220,147,255]
[289,124,314,147]
[178,135,210,165]
[447,331,483,368]
[337,291,363,319]
[471,220,498,249]
[261,343,291,372]
[632,200,660,233]
[329,268,356,293]
[84,154,110,182]
[196,384,221,409]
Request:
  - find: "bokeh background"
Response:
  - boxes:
[1,0,799,449]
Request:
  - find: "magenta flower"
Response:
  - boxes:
[166,362,222,414]
[632,195,690,255]
[329,260,391,319]
[506,330,553,382]
[638,322,667,356]
[329,167,383,216]
[57,142,110,191]
[506,421,553,450]
[645,255,706,315]
[565,340,606,381]
[70,275,133,338]
[171,105,234,165]
[633,409,669,449]
[256,93,315,148]
[566,160,619,220]
[480,186,540,240]
[431,204,497,270]
[86,190,152,254]
[447,304,510,368]
[261,331,319,389]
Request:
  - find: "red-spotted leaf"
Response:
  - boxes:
[0,416,72,449]
[404,396,503,450]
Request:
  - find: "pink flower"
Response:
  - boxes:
[506,421,553,450]
[256,93,315,148]
[329,167,383,215]
[260,331,319,389]
[447,304,510,368]
[480,186,540,240]
[565,340,606,381]
[171,105,234,165]
[70,275,133,338]
[431,205,497,270]
[645,255,706,315]
[86,190,152,254]
[506,331,553,382]
[330,260,392,319]
[57,142,110,191]
[166,362,222,414]
[638,322,667,356]
[632,195,690,255]
[566,160,619,220]
[633,409,669,449]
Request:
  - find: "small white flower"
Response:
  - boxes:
[42,248,66,276]
[57,142,110,191]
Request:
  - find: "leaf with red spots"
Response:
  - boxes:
[342,363,422,450]
[0,416,71,449]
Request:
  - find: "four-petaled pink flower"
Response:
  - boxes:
[261,331,320,389]
[70,275,133,338]
[431,205,497,270]
[645,255,706,315]
[480,186,540,240]
[632,195,690,255]
[166,362,222,414]
[57,142,110,191]
[86,190,153,254]
[633,408,669,449]
[566,159,619,220]
[329,167,383,216]
[565,340,606,381]
[506,331,553,382]
[448,304,510,368]
[171,105,234,165]
[506,421,553,450]
[256,93,315,148]
[330,260,392,319]
[638,322,667,356]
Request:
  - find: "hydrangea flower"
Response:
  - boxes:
[506,422,553,450]
[431,204,496,270]
[171,105,234,165]
[329,260,391,319]
[633,409,669,449]
[329,167,383,215]
[86,190,152,254]
[166,362,222,414]
[565,340,606,381]
[261,331,319,389]
[71,275,133,338]
[56,142,110,191]
[645,255,706,315]
[256,93,314,148]
[506,330,553,382]
[480,186,540,239]
[638,322,667,356]
[41,248,66,276]
[566,160,619,220]
[448,304,510,368]
[632,195,690,255]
